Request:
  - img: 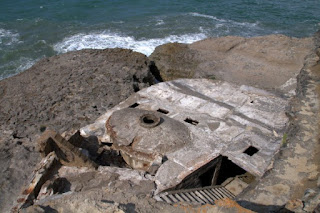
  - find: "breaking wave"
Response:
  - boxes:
[53,31,207,56]
[0,57,36,80]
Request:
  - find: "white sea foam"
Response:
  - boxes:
[0,28,20,46]
[156,19,165,25]
[0,57,37,80]
[16,57,36,72]
[189,12,222,21]
[189,12,259,28]
[53,31,207,56]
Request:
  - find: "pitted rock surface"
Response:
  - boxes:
[150,34,313,96]
[0,48,154,212]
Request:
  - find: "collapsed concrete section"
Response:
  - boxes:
[13,79,289,211]
[81,79,289,194]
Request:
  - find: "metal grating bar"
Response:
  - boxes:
[215,187,228,198]
[203,189,220,200]
[155,185,235,205]
[161,195,172,203]
[220,187,235,198]
[179,192,191,202]
[167,194,179,203]
[188,191,203,203]
[194,191,209,204]
[174,193,186,202]
[216,187,235,198]
[199,190,214,204]
[182,192,196,202]
[210,188,224,199]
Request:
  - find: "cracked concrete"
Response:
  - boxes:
[81,79,289,194]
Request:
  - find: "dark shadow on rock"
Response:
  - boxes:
[85,135,100,158]
[149,61,163,83]
[50,177,71,194]
[132,74,141,92]
[96,149,128,167]
[101,200,115,204]
[24,205,59,213]
[40,205,59,213]
[101,200,136,213]
[68,132,100,160]
[119,203,136,213]
[238,200,294,213]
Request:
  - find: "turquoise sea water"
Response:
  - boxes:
[0,0,319,80]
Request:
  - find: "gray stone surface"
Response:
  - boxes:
[150,35,313,96]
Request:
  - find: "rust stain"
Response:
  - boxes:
[174,199,254,213]
[119,145,156,161]
[215,198,254,213]
[22,186,34,195]
[17,198,26,203]
[131,135,142,148]
[106,117,117,140]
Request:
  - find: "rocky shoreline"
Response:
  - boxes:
[0,34,319,212]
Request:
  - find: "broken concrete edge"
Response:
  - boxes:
[97,166,151,186]
[12,152,59,212]
[12,129,103,212]
[37,129,98,169]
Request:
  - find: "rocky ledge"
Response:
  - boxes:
[0,48,155,212]
[150,34,313,96]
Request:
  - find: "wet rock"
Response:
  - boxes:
[150,35,313,96]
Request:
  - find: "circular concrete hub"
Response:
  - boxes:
[139,114,160,128]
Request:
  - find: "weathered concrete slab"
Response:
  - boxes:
[37,129,98,168]
[12,152,59,211]
[81,79,289,193]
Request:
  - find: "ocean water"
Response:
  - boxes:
[0,0,319,80]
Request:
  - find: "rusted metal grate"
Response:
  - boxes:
[154,185,235,205]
